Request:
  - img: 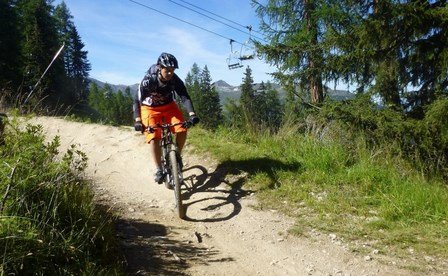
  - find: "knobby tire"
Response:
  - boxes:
[169,150,184,219]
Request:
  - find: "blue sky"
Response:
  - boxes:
[54,0,275,86]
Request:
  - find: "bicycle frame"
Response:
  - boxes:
[160,125,181,184]
[147,121,188,218]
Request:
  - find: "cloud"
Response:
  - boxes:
[164,27,224,62]
[93,71,141,86]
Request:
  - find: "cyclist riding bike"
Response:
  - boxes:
[133,52,199,184]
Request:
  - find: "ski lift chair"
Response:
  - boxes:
[227,39,244,69]
[238,26,255,61]
[228,62,244,69]
[239,54,254,61]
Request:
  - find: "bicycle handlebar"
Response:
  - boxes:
[146,121,192,134]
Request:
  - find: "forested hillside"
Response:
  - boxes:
[0,1,90,111]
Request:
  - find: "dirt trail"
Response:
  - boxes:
[32,116,432,275]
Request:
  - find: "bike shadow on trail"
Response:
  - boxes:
[181,157,301,222]
[115,217,228,275]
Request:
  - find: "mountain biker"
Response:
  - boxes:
[133,52,199,184]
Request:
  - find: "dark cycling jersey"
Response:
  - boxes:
[133,64,194,120]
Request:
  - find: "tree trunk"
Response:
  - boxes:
[304,0,324,103]
[309,59,324,103]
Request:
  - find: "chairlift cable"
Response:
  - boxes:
[167,0,267,43]
[129,0,251,47]
[176,0,265,37]
[175,1,247,30]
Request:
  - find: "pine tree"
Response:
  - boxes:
[87,83,133,125]
[185,63,201,114]
[239,66,256,130]
[199,65,222,129]
[223,98,242,128]
[121,87,134,125]
[282,80,302,121]
[87,82,101,111]
[54,1,90,103]
[240,66,255,109]
[54,1,73,74]
[252,0,324,104]
[16,0,66,108]
[263,82,283,130]
[252,81,266,126]
[254,81,283,131]
[101,84,114,121]
[253,0,448,114]
[0,0,21,98]
[69,26,90,101]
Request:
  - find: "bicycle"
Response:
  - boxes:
[146,121,191,219]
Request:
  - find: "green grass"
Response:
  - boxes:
[0,116,124,274]
[187,125,448,263]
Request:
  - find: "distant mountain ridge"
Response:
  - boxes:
[88,78,139,95]
[213,80,232,87]
[88,78,354,102]
[210,80,355,102]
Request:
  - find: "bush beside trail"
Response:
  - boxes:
[0,116,124,274]
[314,96,448,179]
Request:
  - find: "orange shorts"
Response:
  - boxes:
[141,101,186,143]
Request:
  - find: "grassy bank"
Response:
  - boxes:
[0,116,124,274]
[187,125,448,266]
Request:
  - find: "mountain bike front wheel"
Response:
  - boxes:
[169,150,185,219]
[161,146,172,190]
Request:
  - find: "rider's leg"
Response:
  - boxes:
[150,139,162,168]
[151,138,164,183]
[175,131,187,153]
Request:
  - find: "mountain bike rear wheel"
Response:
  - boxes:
[169,150,185,219]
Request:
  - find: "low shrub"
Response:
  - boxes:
[314,95,448,179]
[0,116,124,274]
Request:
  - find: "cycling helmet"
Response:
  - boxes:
[157,52,179,69]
